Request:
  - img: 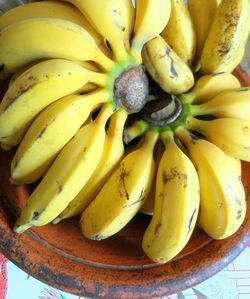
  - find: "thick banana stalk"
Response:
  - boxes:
[56,0,135,61]
[180,72,241,104]
[176,129,246,239]
[142,130,200,263]
[0,17,114,77]
[142,35,194,94]
[130,0,171,62]
[190,87,250,120]
[56,109,128,221]
[161,0,196,66]
[14,104,114,233]
[10,89,110,185]
[201,0,250,74]
[187,116,250,162]
[80,130,158,240]
[0,59,107,149]
[188,0,221,67]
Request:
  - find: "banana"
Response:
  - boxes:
[80,130,158,240]
[161,0,196,66]
[187,116,250,162]
[14,103,114,233]
[140,139,165,215]
[55,109,128,221]
[0,58,107,149]
[180,72,241,104]
[190,87,250,120]
[142,130,200,263]
[131,0,171,62]
[56,0,135,61]
[10,89,110,185]
[188,0,221,67]
[142,35,194,94]
[0,17,114,77]
[200,0,250,74]
[176,129,246,239]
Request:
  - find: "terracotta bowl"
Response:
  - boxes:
[0,67,250,299]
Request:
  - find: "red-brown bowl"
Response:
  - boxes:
[0,67,250,299]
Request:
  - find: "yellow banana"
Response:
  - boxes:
[56,109,128,221]
[188,0,221,67]
[14,103,114,233]
[142,130,200,263]
[161,0,196,66]
[180,72,241,104]
[56,0,135,61]
[10,89,110,185]
[140,139,165,215]
[187,116,250,162]
[142,35,194,94]
[131,0,171,62]
[201,0,250,74]
[0,59,107,149]
[190,87,250,120]
[0,17,114,77]
[80,130,158,240]
[176,129,246,239]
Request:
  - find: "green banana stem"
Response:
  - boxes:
[189,103,209,116]
[174,126,194,147]
[160,129,175,148]
[185,116,207,135]
[94,50,116,72]
[123,120,149,144]
[95,102,114,124]
[179,91,196,104]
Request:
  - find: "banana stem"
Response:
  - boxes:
[123,120,149,144]
[95,50,115,72]
[160,129,175,148]
[88,70,109,87]
[189,104,207,116]
[186,116,207,135]
[179,91,196,104]
[95,102,114,125]
[107,108,128,135]
[143,129,159,152]
[174,127,193,147]
[129,43,143,64]
[111,40,131,63]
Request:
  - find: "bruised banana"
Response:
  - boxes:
[190,87,250,120]
[188,0,221,67]
[201,0,250,74]
[131,0,171,62]
[56,0,135,61]
[142,35,194,94]
[14,104,114,233]
[10,89,110,185]
[161,0,196,66]
[80,130,158,240]
[0,17,114,77]
[180,72,241,104]
[56,109,128,221]
[142,130,200,263]
[0,59,107,149]
[176,130,246,239]
[187,116,250,162]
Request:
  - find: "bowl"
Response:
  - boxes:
[0,67,250,299]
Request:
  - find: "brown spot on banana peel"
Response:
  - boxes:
[163,168,188,188]
[118,163,130,200]
[154,222,162,235]
[237,209,243,220]
[31,209,45,221]
[56,181,63,194]
[123,189,145,208]
[37,125,48,139]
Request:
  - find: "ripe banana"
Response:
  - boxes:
[188,0,221,67]
[0,17,114,77]
[131,0,171,62]
[180,72,241,104]
[0,59,107,149]
[161,0,196,66]
[142,130,200,263]
[140,139,165,215]
[190,87,250,120]
[56,109,128,221]
[56,0,135,61]
[187,116,250,162]
[200,0,250,74]
[10,89,110,185]
[14,103,114,233]
[80,130,158,240]
[142,35,194,94]
[176,129,246,239]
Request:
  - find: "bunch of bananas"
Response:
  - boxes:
[0,0,250,265]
